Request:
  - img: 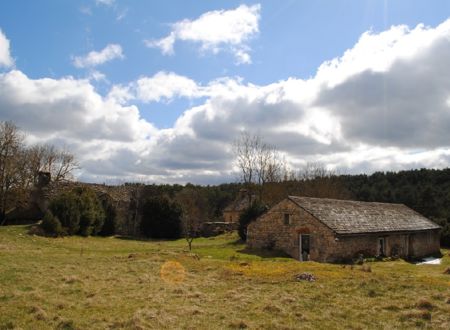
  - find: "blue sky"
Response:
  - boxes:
[1,1,450,183]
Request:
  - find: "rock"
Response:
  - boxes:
[294,272,316,282]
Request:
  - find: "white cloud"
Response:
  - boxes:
[0,70,157,182]
[0,29,14,68]
[146,4,260,64]
[73,44,124,68]
[135,71,202,102]
[96,0,115,6]
[88,70,107,82]
[3,19,450,184]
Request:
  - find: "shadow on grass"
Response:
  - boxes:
[237,247,291,259]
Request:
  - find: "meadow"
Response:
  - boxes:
[0,225,449,329]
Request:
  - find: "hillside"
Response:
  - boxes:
[0,226,449,329]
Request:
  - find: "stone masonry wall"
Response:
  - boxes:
[223,210,240,223]
[247,199,337,262]
[247,199,441,262]
[408,230,441,257]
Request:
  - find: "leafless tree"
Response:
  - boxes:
[175,187,207,251]
[233,132,284,202]
[0,121,79,225]
[0,122,25,224]
[27,144,78,183]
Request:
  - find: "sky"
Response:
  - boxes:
[1,1,450,184]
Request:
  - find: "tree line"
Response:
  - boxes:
[2,122,449,246]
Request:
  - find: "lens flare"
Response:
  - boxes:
[160,260,186,284]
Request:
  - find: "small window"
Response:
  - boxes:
[284,213,290,225]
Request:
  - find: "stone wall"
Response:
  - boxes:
[223,210,240,223]
[19,178,142,236]
[247,199,337,262]
[327,231,440,261]
[247,199,441,262]
[201,222,238,237]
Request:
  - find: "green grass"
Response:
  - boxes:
[0,225,449,329]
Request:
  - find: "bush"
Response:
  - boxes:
[98,196,117,236]
[49,192,81,235]
[40,211,63,236]
[49,187,105,236]
[140,196,182,238]
[75,187,105,236]
[238,201,267,241]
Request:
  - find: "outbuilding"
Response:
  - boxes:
[247,196,441,262]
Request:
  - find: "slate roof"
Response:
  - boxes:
[288,196,440,235]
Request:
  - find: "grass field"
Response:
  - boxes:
[0,225,449,329]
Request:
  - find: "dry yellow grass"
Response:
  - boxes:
[0,225,449,329]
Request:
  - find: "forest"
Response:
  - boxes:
[122,168,450,246]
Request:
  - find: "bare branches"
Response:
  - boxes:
[0,122,25,224]
[27,144,79,183]
[175,187,207,251]
[0,121,79,224]
[233,132,284,201]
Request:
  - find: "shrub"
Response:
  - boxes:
[49,187,105,236]
[98,196,117,236]
[238,201,266,241]
[49,192,81,235]
[75,187,105,236]
[140,196,182,238]
[40,211,63,236]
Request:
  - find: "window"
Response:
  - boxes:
[284,213,290,225]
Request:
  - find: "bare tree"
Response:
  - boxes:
[0,121,79,225]
[233,132,283,202]
[175,187,207,251]
[27,144,79,183]
[0,122,25,224]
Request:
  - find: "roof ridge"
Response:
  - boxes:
[288,195,406,207]
[286,195,440,234]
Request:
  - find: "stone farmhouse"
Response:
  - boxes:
[223,189,255,223]
[247,196,441,262]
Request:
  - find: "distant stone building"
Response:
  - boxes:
[247,196,441,262]
[223,189,255,223]
[6,172,142,236]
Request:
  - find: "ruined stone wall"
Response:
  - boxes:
[33,181,142,236]
[201,222,238,237]
[247,199,441,262]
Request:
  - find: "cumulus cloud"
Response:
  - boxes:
[0,69,157,181]
[3,19,450,183]
[316,19,450,148]
[146,4,260,64]
[73,44,124,68]
[135,71,203,102]
[0,29,14,68]
[139,18,450,181]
